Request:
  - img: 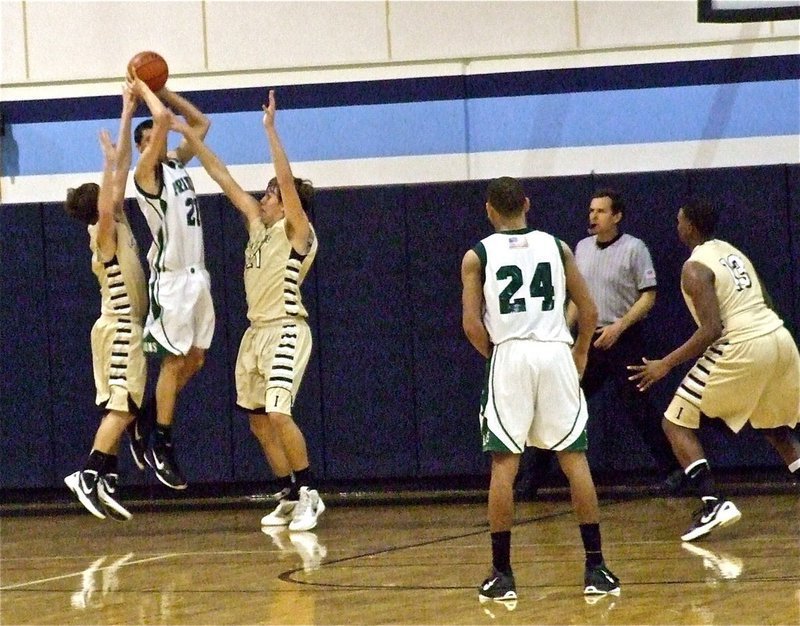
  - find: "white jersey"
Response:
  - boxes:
[135,159,205,273]
[475,228,573,345]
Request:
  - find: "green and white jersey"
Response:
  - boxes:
[475,228,572,346]
[135,159,205,273]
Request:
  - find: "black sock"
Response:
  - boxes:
[101,454,119,475]
[135,396,157,442]
[490,531,512,576]
[294,466,313,490]
[153,424,173,447]
[579,523,604,568]
[85,449,109,474]
[685,459,717,501]
[277,474,297,500]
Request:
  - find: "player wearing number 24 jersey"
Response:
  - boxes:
[462,176,619,601]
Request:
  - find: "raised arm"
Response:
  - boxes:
[159,87,211,165]
[128,72,170,195]
[95,130,119,261]
[562,241,598,378]
[113,85,137,218]
[263,90,312,254]
[170,115,260,222]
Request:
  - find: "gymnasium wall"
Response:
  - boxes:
[1,1,798,489]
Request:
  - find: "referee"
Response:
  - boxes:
[516,189,683,498]
[574,189,682,489]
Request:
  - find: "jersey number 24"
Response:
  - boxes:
[496,262,554,313]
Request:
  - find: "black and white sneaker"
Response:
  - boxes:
[145,443,187,490]
[584,563,621,596]
[64,470,106,520]
[126,420,147,471]
[98,473,132,521]
[478,568,517,604]
[681,498,741,542]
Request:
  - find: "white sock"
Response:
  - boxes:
[788,458,800,473]
[684,458,708,475]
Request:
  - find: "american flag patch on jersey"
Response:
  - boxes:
[508,236,529,249]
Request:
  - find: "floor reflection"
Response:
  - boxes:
[681,542,744,581]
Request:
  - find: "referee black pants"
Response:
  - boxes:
[580,322,678,474]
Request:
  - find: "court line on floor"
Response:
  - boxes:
[0,554,179,590]
[277,506,578,585]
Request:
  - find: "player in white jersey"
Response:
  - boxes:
[629,200,800,541]
[63,87,146,522]
[462,176,619,603]
[170,90,325,532]
[127,71,214,490]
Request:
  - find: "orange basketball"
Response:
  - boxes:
[127,51,169,92]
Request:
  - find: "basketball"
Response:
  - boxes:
[127,51,169,92]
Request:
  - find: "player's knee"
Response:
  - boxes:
[188,349,205,374]
[248,413,270,438]
[266,411,293,428]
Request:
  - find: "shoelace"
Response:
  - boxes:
[294,492,311,518]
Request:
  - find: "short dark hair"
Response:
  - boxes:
[487,176,526,217]
[682,199,718,237]
[65,183,99,225]
[134,119,153,146]
[268,176,315,214]
[591,188,625,217]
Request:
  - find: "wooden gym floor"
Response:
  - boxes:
[1,485,798,625]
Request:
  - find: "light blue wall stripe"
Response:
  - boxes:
[4,80,796,176]
[467,80,799,152]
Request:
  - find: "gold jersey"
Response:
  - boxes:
[88,217,147,321]
[684,239,783,344]
[244,218,318,324]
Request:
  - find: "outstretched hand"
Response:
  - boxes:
[627,357,670,392]
[262,89,276,129]
[99,129,116,164]
[121,83,138,114]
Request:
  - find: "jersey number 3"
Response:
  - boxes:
[497,262,554,313]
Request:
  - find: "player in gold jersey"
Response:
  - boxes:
[171,90,325,531]
[63,87,147,522]
[629,200,800,542]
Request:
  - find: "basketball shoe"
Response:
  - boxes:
[478,568,517,603]
[261,499,298,526]
[289,487,325,531]
[584,563,620,596]
[681,498,741,542]
[65,470,106,520]
[146,442,187,490]
[126,419,147,471]
[98,473,132,522]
